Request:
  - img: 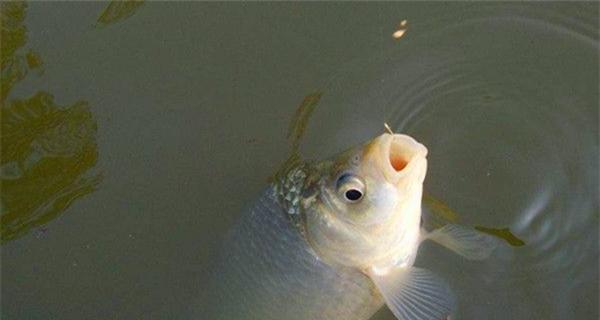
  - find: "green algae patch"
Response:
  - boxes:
[0,2,45,102]
[1,92,102,243]
[1,2,101,243]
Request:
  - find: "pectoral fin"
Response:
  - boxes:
[424,224,498,260]
[368,267,455,320]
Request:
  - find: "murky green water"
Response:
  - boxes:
[1,2,598,319]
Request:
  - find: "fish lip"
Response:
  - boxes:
[380,133,428,184]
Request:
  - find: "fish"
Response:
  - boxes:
[193,130,499,320]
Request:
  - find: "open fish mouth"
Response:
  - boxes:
[380,134,428,184]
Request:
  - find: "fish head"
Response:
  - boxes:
[323,133,428,224]
[305,133,428,268]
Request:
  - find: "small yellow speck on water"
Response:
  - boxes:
[393,19,408,39]
[392,30,406,39]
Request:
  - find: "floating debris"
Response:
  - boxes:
[97,0,145,27]
[384,122,394,134]
[392,19,408,39]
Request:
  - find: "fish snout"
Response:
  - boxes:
[381,134,428,184]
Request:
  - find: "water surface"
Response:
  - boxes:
[1,2,598,319]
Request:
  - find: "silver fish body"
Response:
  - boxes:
[192,133,499,320]
[197,186,383,320]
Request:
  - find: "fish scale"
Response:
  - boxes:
[196,187,384,320]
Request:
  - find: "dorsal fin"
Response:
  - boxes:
[271,92,322,182]
[287,92,323,154]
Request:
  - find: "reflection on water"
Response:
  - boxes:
[0,2,101,243]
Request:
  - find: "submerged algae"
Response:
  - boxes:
[96,0,145,27]
[0,2,44,102]
[0,2,101,243]
[1,92,101,243]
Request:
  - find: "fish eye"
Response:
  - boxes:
[336,174,365,203]
[344,189,363,201]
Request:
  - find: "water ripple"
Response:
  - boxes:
[318,4,597,318]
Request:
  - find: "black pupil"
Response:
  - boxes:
[345,189,362,201]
